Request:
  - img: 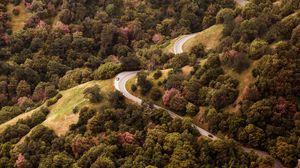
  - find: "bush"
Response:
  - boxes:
[221,49,250,73]
[153,70,162,80]
[191,44,206,58]
[59,68,93,90]
[45,85,58,98]
[94,62,121,80]
[249,39,269,60]
[0,106,23,124]
[137,71,153,95]
[131,84,137,92]
[83,85,102,103]
[46,94,62,107]
[150,88,162,101]
[169,95,188,114]
[186,102,198,116]
[12,8,20,16]
[157,81,163,86]
[73,106,79,114]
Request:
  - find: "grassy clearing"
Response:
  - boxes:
[182,24,224,52]
[223,60,259,113]
[43,79,114,136]
[7,0,30,32]
[0,79,114,136]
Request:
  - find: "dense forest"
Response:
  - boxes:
[0,0,299,167]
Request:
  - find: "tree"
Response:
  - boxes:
[121,56,140,71]
[162,88,181,106]
[183,78,201,104]
[118,132,135,144]
[150,88,162,101]
[71,135,93,159]
[272,139,298,167]
[94,63,121,80]
[153,70,162,80]
[165,73,184,90]
[169,95,187,114]
[52,152,74,168]
[84,85,102,103]
[16,80,31,97]
[186,102,198,116]
[244,124,265,148]
[15,153,28,168]
[137,71,152,95]
[91,156,115,168]
[191,44,206,58]
[221,49,250,72]
[168,53,190,69]
[249,39,269,60]
[109,91,125,108]
[216,8,235,24]
[210,87,238,110]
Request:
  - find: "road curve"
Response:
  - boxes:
[114,71,218,141]
[173,33,198,54]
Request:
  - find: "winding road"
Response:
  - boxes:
[114,32,284,167]
[114,71,218,141]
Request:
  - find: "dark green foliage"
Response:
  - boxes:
[191,44,206,58]
[46,94,63,107]
[137,71,153,95]
[0,107,49,143]
[221,50,250,72]
[83,85,102,103]
[153,70,162,80]
[131,84,137,92]
[165,73,185,90]
[94,63,121,80]
[186,102,198,116]
[121,56,141,71]
[70,108,96,133]
[109,91,125,109]
[150,88,162,101]
[0,106,22,124]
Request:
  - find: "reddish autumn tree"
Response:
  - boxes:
[53,21,70,33]
[152,33,164,44]
[15,153,26,168]
[162,88,181,106]
[71,135,93,158]
[118,132,135,144]
[242,85,261,101]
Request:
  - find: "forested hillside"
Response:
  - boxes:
[0,0,299,167]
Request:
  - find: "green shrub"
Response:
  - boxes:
[153,70,162,80]
[249,39,269,60]
[0,106,23,124]
[150,88,162,101]
[83,85,102,103]
[131,84,137,92]
[186,102,198,116]
[46,94,62,107]
[94,62,121,80]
